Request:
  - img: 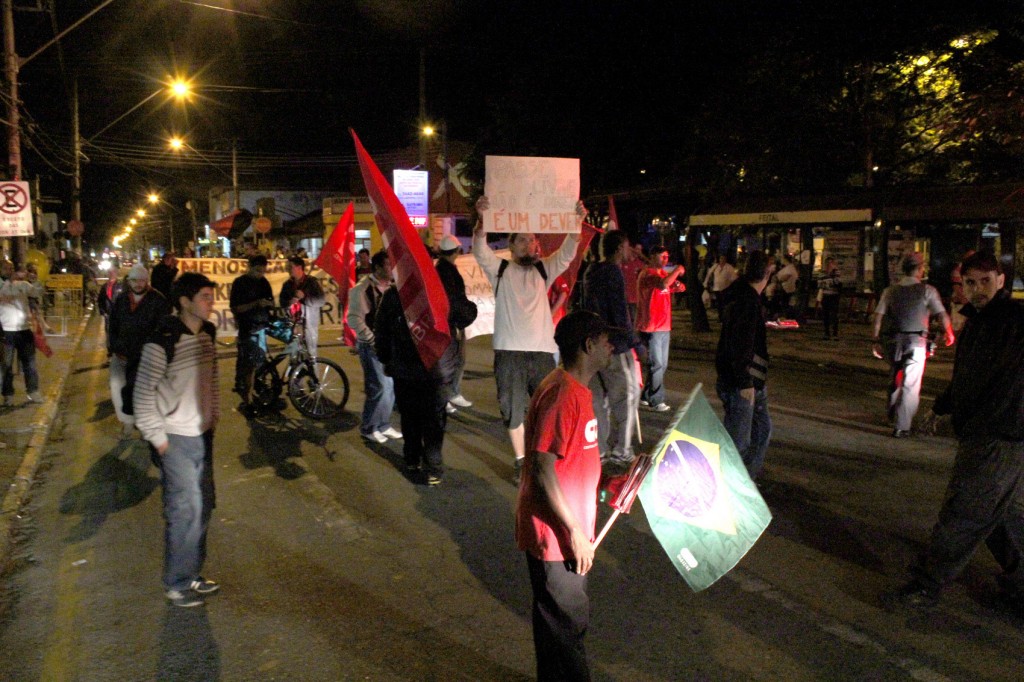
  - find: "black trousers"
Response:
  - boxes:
[393,378,448,477]
[913,439,1024,591]
[526,554,591,682]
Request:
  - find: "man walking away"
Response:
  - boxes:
[150,252,179,300]
[516,310,613,681]
[133,273,220,608]
[888,251,1024,612]
[637,246,684,413]
[715,251,773,480]
[0,267,42,406]
[108,263,170,437]
[280,256,326,356]
[229,255,274,417]
[348,250,402,444]
[871,252,954,438]
[436,235,478,413]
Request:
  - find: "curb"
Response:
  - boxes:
[0,313,91,571]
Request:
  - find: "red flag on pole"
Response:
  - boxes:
[350,129,451,369]
[315,203,358,346]
[608,195,621,231]
[537,222,603,299]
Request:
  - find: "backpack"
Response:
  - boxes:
[495,258,547,295]
[121,316,216,416]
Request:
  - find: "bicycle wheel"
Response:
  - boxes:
[288,358,349,419]
[252,360,284,411]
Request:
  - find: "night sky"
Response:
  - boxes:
[10,0,1016,245]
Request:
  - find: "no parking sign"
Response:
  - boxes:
[0,181,33,237]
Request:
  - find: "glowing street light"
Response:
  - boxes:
[136,208,146,218]
[168,136,185,151]
[148,193,161,204]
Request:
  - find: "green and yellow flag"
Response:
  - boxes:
[637,384,772,591]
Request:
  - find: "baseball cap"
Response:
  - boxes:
[439,235,461,253]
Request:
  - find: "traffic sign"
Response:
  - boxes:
[67,219,84,237]
[0,181,33,237]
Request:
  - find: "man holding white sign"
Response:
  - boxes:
[474,156,586,483]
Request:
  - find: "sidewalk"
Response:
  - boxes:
[0,313,89,569]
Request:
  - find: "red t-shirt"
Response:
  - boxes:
[548,274,571,327]
[516,368,601,562]
[636,267,674,332]
[620,258,644,305]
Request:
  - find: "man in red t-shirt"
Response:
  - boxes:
[619,243,644,324]
[636,246,684,412]
[516,310,613,682]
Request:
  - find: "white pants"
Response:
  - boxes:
[109,355,134,427]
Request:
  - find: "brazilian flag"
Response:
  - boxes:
[637,384,772,591]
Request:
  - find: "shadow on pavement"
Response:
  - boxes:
[58,440,159,542]
[239,410,354,479]
[156,605,220,682]
[88,397,116,423]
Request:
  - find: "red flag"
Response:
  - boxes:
[608,195,621,231]
[537,222,602,301]
[350,130,451,369]
[315,203,358,345]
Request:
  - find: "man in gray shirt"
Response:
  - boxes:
[871,252,954,438]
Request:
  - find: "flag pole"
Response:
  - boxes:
[594,510,621,549]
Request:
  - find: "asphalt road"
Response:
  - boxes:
[1,315,1022,681]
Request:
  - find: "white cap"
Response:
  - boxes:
[128,264,149,281]
[439,235,461,253]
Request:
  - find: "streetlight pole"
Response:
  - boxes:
[3,0,23,265]
[72,79,82,254]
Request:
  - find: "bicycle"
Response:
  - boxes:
[251,308,350,419]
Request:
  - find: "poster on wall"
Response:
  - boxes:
[823,230,860,286]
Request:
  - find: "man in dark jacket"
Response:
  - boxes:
[230,255,274,416]
[374,284,458,486]
[582,230,643,472]
[715,251,773,480]
[436,235,477,413]
[150,252,179,300]
[889,251,1024,611]
[108,263,170,437]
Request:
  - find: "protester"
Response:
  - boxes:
[108,264,170,437]
[472,195,585,483]
[949,248,976,333]
[0,267,42,406]
[773,254,799,319]
[637,246,684,412]
[436,235,478,414]
[229,255,274,417]
[871,252,954,438]
[817,257,842,340]
[355,248,372,277]
[582,230,644,472]
[548,273,571,329]
[97,270,124,338]
[279,256,326,356]
[374,283,458,485]
[150,252,179,300]
[348,250,402,444]
[133,272,220,608]
[516,310,612,681]
[620,243,644,325]
[715,251,774,480]
[703,252,738,316]
[888,251,1024,612]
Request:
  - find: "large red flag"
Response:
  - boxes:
[537,222,602,299]
[350,130,451,369]
[314,203,358,345]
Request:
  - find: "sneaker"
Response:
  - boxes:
[165,588,204,608]
[649,402,671,413]
[426,474,442,486]
[639,399,650,408]
[449,394,473,408]
[883,580,940,610]
[120,423,136,440]
[380,426,403,440]
[892,429,911,439]
[189,577,220,595]
[445,402,458,414]
[361,430,388,444]
[26,392,43,403]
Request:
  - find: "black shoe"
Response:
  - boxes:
[512,458,524,485]
[883,580,940,610]
[892,429,911,439]
[238,402,258,420]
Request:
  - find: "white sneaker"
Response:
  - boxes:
[26,392,43,404]
[380,426,403,440]
[650,402,671,413]
[361,430,388,444]
[639,399,650,408]
[449,394,472,408]
[445,402,458,414]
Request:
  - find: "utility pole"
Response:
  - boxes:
[3,0,23,266]
[232,138,239,210]
[72,78,82,254]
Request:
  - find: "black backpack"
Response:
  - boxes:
[121,316,216,415]
[496,258,547,294]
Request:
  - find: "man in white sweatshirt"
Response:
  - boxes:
[0,266,41,405]
[133,272,220,608]
[472,196,585,482]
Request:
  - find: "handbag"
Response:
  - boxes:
[33,318,52,358]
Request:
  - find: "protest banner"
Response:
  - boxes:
[480,156,580,234]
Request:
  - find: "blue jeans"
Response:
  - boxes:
[2,329,39,397]
[161,431,215,591]
[357,341,395,434]
[717,382,772,480]
[640,331,669,406]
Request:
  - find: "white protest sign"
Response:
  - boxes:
[481,156,579,234]
[0,181,33,237]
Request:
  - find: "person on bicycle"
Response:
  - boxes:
[280,256,326,356]
[230,255,274,418]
